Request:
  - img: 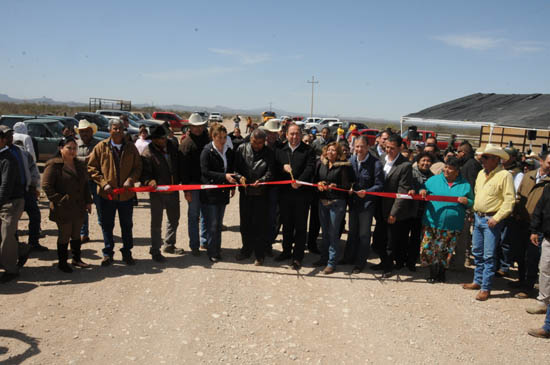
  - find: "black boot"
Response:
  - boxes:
[427,264,438,283]
[437,265,446,283]
[70,240,90,268]
[57,243,72,273]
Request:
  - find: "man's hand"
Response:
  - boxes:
[251,180,260,187]
[123,178,134,188]
[283,164,292,174]
[184,191,192,202]
[328,183,337,190]
[387,215,396,224]
[148,180,157,189]
[239,176,247,186]
[291,182,301,189]
[226,174,237,184]
[530,233,540,246]
[104,184,113,194]
[86,204,92,214]
[487,217,498,228]
[457,197,468,205]
[407,189,415,196]
[356,190,367,198]
[419,189,427,199]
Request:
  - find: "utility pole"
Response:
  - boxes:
[269,101,272,112]
[307,76,319,118]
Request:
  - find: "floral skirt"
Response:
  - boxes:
[419,226,460,267]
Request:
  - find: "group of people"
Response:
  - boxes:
[1,114,550,339]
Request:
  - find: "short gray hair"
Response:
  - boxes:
[251,128,267,140]
[109,118,123,130]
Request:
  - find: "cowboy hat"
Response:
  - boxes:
[149,124,167,139]
[260,119,281,133]
[76,119,98,135]
[188,113,207,126]
[476,144,509,160]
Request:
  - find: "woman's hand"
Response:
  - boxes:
[86,204,92,214]
[317,182,327,192]
[230,189,236,198]
[419,189,427,199]
[407,189,415,196]
[356,190,367,198]
[328,183,337,190]
[226,174,237,184]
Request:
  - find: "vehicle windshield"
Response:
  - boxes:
[47,121,65,137]
[143,112,151,119]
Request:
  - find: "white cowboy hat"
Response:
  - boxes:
[259,119,281,133]
[476,144,509,160]
[188,113,207,126]
[76,119,98,135]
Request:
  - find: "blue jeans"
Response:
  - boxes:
[544,305,550,332]
[23,190,41,245]
[80,181,101,237]
[318,199,346,268]
[203,203,226,258]
[472,214,504,291]
[497,217,517,273]
[187,190,207,250]
[344,204,374,268]
[98,196,134,258]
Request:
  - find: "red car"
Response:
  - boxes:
[152,111,188,131]
[358,129,380,145]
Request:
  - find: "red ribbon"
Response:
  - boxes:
[111,180,460,203]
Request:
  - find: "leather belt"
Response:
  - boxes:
[475,211,497,218]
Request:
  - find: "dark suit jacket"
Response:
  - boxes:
[275,142,315,196]
[381,153,414,221]
[349,153,384,210]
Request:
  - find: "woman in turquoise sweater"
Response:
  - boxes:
[419,157,474,283]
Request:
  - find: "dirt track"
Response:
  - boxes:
[1,120,548,364]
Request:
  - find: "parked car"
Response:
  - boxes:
[208,112,223,123]
[152,111,188,131]
[0,114,38,128]
[401,128,460,150]
[328,121,369,139]
[194,111,209,120]
[131,111,152,120]
[358,129,380,145]
[306,118,340,131]
[295,116,321,128]
[102,115,139,135]
[23,119,66,161]
[96,110,158,127]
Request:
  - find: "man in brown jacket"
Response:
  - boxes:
[511,152,550,305]
[88,119,142,266]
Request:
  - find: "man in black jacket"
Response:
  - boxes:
[371,134,414,277]
[527,184,550,338]
[141,125,184,262]
[180,113,210,256]
[274,124,316,270]
[234,129,274,265]
[0,125,26,283]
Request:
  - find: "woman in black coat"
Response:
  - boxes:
[200,124,235,262]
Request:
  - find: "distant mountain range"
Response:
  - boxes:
[0,93,396,125]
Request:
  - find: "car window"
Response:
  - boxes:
[27,124,51,138]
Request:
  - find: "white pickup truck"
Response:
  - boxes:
[305,118,340,131]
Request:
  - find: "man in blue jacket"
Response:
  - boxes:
[342,136,384,273]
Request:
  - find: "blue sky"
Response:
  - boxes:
[1,0,549,119]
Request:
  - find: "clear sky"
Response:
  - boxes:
[1,0,549,119]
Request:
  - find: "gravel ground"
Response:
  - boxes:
[1,120,549,364]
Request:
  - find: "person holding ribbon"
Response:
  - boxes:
[200,123,235,263]
[418,156,473,283]
[140,124,184,262]
[312,142,354,274]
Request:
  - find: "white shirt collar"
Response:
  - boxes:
[289,142,301,153]
[213,142,229,171]
[357,153,369,164]
[110,139,123,149]
[0,146,8,153]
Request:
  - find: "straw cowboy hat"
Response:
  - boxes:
[476,144,510,160]
[260,119,281,133]
[188,113,207,126]
[76,119,98,135]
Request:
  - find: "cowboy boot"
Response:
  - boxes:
[70,239,90,268]
[57,243,72,273]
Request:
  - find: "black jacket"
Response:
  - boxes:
[531,184,550,239]
[460,155,482,192]
[234,143,274,196]
[381,154,414,221]
[275,142,316,195]
[0,148,24,206]
[141,141,183,187]
[180,131,210,184]
[368,144,385,161]
[315,159,354,200]
[200,142,234,205]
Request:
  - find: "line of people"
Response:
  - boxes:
[1,116,549,338]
